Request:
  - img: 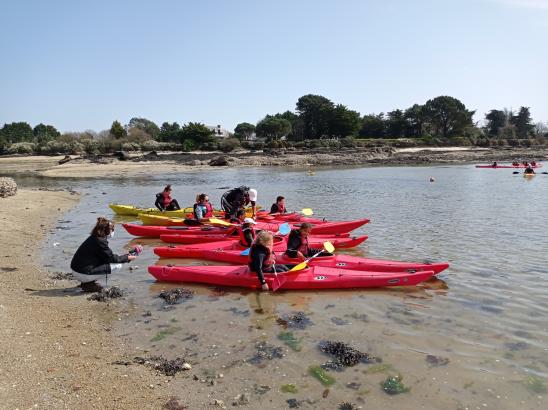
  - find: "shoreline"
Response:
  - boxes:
[0,147,546,179]
[0,189,169,408]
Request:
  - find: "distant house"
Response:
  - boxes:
[206,125,231,139]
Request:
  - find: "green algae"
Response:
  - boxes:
[150,326,182,342]
[309,365,336,386]
[381,375,410,395]
[280,384,299,393]
[278,331,303,352]
[366,363,394,374]
[522,375,547,394]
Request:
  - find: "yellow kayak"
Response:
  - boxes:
[138,214,187,226]
[110,203,258,218]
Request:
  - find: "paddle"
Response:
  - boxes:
[301,208,313,216]
[240,223,291,256]
[208,217,233,227]
[289,241,336,272]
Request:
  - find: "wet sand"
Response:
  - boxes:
[0,190,171,409]
[1,146,546,179]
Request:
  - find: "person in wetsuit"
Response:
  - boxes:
[285,222,333,260]
[155,184,181,211]
[270,196,286,214]
[70,217,138,291]
[249,231,290,291]
[220,186,257,220]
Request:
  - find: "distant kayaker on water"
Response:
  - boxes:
[492,161,497,167]
[155,184,181,211]
[220,186,257,220]
[524,167,536,175]
[531,161,537,167]
[70,217,139,291]
[270,196,286,214]
[285,222,333,260]
[249,231,290,291]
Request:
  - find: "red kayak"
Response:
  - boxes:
[475,164,543,169]
[255,211,325,224]
[154,235,368,258]
[123,218,369,238]
[194,249,449,274]
[148,265,435,289]
[159,231,352,245]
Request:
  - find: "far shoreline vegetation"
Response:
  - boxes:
[1,94,547,157]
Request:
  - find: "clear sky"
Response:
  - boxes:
[1,0,547,132]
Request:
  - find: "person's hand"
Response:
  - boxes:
[128,255,138,261]
[261,283,269,291]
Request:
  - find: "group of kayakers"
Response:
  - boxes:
[510,160,537,167]
[70,185,325,291]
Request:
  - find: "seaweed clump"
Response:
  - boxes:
[88,286,124,302]
[338,403,358,410]
[163,397,188,410]
[319,340,380,368]
[133,356,191,376]
[278,331,303,351]
[158,288,194,304]
[276,311,313,330]
[308,365,336,386]
[249,341,283,365]
[381,375,410,395]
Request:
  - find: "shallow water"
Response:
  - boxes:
[31,165,547,409]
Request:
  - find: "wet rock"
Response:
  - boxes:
[276,311,313,330]
[346,382,361,390]
[0,177,17,198]
[320,361,345,372]
[88,286,124,302]
[209,156,229,166]
[322,389,329,398]
[425,355,450,367]
[331,317,349,326]
[50,271,74,280]
[163,397,187,410]
[286,398,301,408]
[249,341,283,365]
[253,384,271,395]
[133,356,191,376]
[232,393,250,406]
[319,340,380,367]
[114,150,131,160]
[158,288,195,304]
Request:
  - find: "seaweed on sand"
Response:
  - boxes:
[381,374,410,395]
[276,311,313,330]
[158,288,194,304]
[278,331,303,351]
[88,286,124,302]
[319,340,380,367]
[133,356,191,376]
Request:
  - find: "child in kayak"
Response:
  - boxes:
[238,217,257,247]
[249,231,289,291]
[285,222,332,260]
[70,217,139,291]
[220,186,257,220]
[155,184,181,211]
[270,196,286,214]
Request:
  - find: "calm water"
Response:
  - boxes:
[29,165,547,409]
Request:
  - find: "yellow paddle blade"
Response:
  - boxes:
[289,261,309,272]
[208,218,233,227]
[323,241,335,253]
[301,208,313,216]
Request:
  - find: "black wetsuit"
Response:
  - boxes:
[70,236,129,276]
[285,229,332,259]
[248,244,289,286]
[221,186,254,220]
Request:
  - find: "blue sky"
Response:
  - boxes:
[1,0,547,132]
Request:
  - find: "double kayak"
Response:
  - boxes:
[475,164,543,169]
[188,249,449,274]
[147,265,435,289]
[154,235,368,258]
[110,203,255,218]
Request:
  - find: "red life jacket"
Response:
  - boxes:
[277,203,286,214]
[239,226,255,247]
[205,202,214,218]
[298,233,309,255]
[162,191,171,207]
[249,244,275,271]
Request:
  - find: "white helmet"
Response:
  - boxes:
[248,188,257,202]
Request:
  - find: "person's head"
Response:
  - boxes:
[236,209,246,221]
[248,189,257,202]
[243,217,257,227]
[197,193,207,203]
[164,184,172,193]
[276,196,285,206]
[299,222,313,237]
[91,217,114,238]
[254,230,273,249]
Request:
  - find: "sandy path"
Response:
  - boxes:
[0,190,169,409]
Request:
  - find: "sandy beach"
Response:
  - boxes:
[0,189,171,409]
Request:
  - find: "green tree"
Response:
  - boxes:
[255,116,291,140]
[234,122,256,140]
[485,109,507,137]
[328,104,361,137]
[423,96,474,138]
[33,123,60,144]
[0,122,33,143]
[128,117,160,139]
[296,94,334,139]
[385,109,407,138]
[110,120,127,139]
[272,111,304,140]
[180,122,214,145]
[158,122,181,142]
[404,104,425,137]
[359,114,386,138]
[510,106,535,138]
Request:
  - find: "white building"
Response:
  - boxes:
[206,125,231,139]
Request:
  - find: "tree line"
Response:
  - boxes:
[1,94,546,155]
